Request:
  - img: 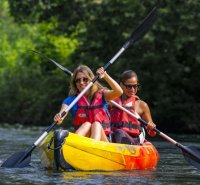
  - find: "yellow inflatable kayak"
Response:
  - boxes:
[39,130,159,171]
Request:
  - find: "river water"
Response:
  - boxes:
[0,124,200,185]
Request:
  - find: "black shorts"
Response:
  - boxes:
[111,129,140,145]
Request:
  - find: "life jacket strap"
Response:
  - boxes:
[78,105,103,109]
[112,122,143,132]
[78,105,103,117]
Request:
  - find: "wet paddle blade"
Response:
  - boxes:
[2,123,55,168]
[182,146,200,170]
[1,149,31,168]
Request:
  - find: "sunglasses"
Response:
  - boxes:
[75,77,89,84]
[122,82,140,90]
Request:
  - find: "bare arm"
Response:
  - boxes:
[139,101,153,123]
[135,100,156,134]
[97,67,123,101]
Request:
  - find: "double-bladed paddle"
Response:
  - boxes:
[1,7,157,168]
[32,48,200,170]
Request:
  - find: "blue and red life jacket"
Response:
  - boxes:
[73,91,111,135]
[110,96,143,137]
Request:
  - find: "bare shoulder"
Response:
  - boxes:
[136,99,147,106]
[135,99,150,111]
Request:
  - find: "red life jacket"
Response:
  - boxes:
[110,96,143,137]
[73,91,110,135]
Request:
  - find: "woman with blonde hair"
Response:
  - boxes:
[54,65,123,142]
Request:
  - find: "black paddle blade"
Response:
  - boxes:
[128,7,157,46]
[1,149,31,168]
[31,50,73,76]
[182,145,200,170]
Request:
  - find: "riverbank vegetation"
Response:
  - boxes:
[0,0,200,133]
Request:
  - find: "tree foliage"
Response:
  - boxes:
[1,0,200,133]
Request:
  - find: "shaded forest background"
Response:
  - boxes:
[0,0,200,133]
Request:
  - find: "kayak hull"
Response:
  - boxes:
[39,129,159,171]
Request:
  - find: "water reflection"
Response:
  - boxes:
[62,170,158,179]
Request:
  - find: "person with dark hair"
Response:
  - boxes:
[109,70,156,145]
[54,65,123,142]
